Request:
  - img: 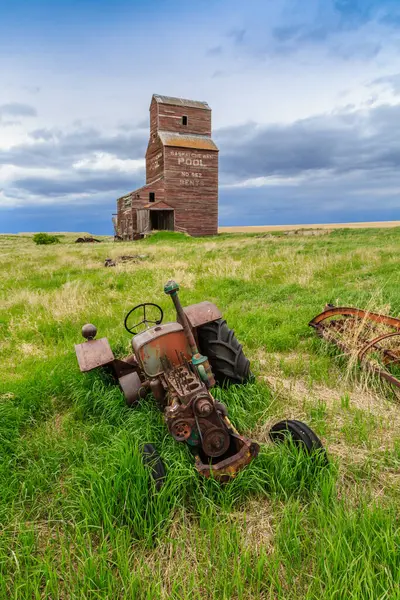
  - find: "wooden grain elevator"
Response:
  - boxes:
[115,94,219,238]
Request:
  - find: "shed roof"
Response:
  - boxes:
[142,199,174,210]
[158,132,218,151]
[152,94,210,110]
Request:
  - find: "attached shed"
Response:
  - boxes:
[115,94,219,238]
[136,200,175,233]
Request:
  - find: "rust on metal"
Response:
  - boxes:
[132,323,192,377]
[310,305,400,390]
[74,338,115,372]
[112,357,139,378]
[194,440,260,481]
[194,397,213,417]
[183,301,222,329]
[202,427,230,457]
[358,332,400,361]
[310,306,400,331]
[119,371,148,407]
[75,281,260,481]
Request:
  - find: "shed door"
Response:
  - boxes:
[137,209,150,233]
[150,210,174,231]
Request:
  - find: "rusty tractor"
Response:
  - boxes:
[75,280,325,484]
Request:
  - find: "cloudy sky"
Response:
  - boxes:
[1,0,400,233]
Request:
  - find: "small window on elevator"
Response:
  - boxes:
[149,192,155,202]
[182,115,188,126]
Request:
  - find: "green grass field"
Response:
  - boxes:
[1,229,400,599]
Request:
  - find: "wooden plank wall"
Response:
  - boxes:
[164,147,218,236]
[157,104,211,136]
[145,137,164,184]
[117,179,165,238]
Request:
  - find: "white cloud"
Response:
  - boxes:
[72,152,145,174]
[0,163,60,182]
[222,174,309,189]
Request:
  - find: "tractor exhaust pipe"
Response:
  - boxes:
[164,280,215,387]
[164,280,198,354]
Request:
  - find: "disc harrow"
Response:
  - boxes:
[309,305,400,389]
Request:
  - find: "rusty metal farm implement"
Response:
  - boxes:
[75,280,325,486]
[310,305,400,390]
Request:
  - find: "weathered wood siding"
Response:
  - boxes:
[145,136,164,184]
[164,147,218,236]
[158,104,211,136]
[149,99,159,139]
[149,97,211,137]
[117,179,165,238]
[137,209,150,233]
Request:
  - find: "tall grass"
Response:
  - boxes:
[1,229,400,598]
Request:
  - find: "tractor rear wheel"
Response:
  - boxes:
[197,319,252,386]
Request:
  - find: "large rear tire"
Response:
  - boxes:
[197,319,252,386]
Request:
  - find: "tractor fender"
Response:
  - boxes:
[181,301,222,329]
[75,337,115,372]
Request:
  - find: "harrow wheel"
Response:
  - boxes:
[141,444,166,491]
[269,420,327,462]
[197,319,252,386]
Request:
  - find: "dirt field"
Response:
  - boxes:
[219,220,400,233]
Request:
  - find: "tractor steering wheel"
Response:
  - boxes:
[124,303,163,335]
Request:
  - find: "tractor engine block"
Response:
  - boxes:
[163,364,231,459]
